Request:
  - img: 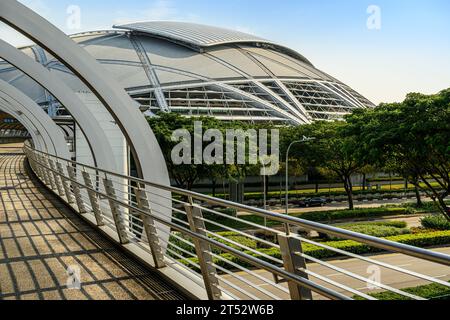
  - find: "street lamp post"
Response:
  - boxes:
[285,137,316,215]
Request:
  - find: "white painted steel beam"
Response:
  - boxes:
[0,78,70,158]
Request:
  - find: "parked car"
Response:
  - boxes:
[291,199,307,207]
[304,198,327,207]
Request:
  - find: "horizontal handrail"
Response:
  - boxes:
[25,145,450,267]
[23,145,450,301]
[23,146,349,299]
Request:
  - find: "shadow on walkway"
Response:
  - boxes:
[0,150,187,300]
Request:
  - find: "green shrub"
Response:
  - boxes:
[214,231,258,251]
[241,187,426,202]
[293,207,411,222]
[356,282,450,300]
[194,206,418,233]
[168,231,259,261]
[339,220,408,229]
[421,215,450,231]
[381,231,450,247]
[403,202,442,214]
[168,232,196,256]
[326,225,410,240]
[181,230,450,271]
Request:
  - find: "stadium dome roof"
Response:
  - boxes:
[113,21,314,65]
[0,21,374,125]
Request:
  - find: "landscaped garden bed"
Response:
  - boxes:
[355,282,450,300]
[171,230,450,271]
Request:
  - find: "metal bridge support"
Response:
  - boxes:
[185,200,222,300]
[103,178,129,244]
[56,162,74,204]
[67,166,87,214]
[134,184,166,269]
[82,171,104,226]
[277,234,313,300]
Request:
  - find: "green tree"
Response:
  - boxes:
[345,89,450,219]
[147,113,265,192]
[147,113,222,190]
[287,121,365,210]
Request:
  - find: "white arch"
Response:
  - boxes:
[0,39,116,170]
[0,101,45,151]
[0,0,170,185]
[0,0,171,247]
[0,78,70,159]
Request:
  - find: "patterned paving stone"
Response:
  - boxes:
[0,144,187,300]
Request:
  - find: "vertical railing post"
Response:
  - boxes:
[277,234,313,300]
[47,159,65,197]
[56,162,74,204]
[67,165,87,213]
[134,184,166,268]
[82,171,104,226]
[44,157,57,191]
[28,151,39,177]
[38,154,51,187]
[184,199,222,300]
[103,177,129,244]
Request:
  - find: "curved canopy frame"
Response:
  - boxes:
[0,39,116,171]
[0,0,171,245]
[0,101,45,151]
[0,0,170,186]
[0,78,70,159]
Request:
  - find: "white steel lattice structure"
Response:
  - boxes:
[0,21,375,125]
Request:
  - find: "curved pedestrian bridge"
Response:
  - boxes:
[0,144,187,300]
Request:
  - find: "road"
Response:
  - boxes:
[271,197,437,215]
[221,247,450,300]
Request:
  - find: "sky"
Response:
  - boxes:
[1,0,449,104]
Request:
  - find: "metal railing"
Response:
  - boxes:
[0,129,30,138]
[23,144,450,300]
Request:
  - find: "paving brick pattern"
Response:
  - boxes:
[0,145,186,300]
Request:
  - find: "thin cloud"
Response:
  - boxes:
[18,0,52,20]
[114,0,198,25]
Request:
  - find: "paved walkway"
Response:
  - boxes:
[0,145,186,300]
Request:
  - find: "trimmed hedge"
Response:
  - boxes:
[240,183,442,202]
[326,225,410,240]
[195,207,415,232]
[188,202,444,233]
[291,207,414,222]
[179,230,450,270]
[342,220,408,228]
[421,215,450,231]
